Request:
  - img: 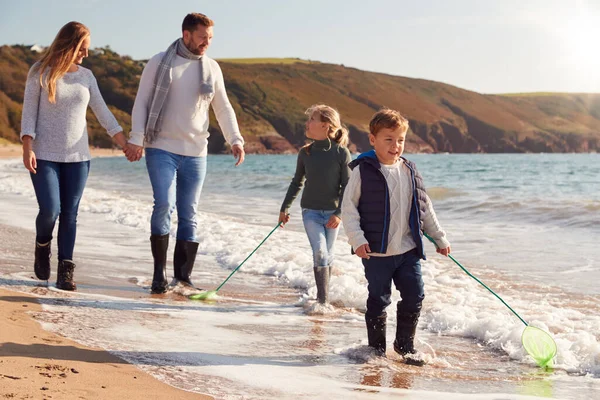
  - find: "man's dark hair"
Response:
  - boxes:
[182,13,214,32]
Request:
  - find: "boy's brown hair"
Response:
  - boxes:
[369,108,409,136]
[182,13,214,32]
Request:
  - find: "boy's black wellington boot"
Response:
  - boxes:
[173,240,200,288]
[313,267,330,304]
[393,304,425,366]
[34,241,51,281]
[150,234,169,294]
[56,260,77,291]
[365,313,387,357]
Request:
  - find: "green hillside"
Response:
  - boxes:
[1,45,599,153]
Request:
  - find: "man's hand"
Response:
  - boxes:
[325,215,341,229]
[355,243,371,259]
[232,144,245,166]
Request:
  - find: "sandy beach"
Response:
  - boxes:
[0,142,124,159]
[0,288,211,399]
[0,146,211,399]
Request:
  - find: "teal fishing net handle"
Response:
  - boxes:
[423,233,528,327]
[214,222,282,293]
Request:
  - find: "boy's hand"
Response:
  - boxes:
[437,246,451,256]
[278,212,290,227]
[325,215,341,229]
[355,243,371,259]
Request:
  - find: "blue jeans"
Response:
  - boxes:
[145,148,207,241]
[363,248,425,318]
[30,160,90,261]
[302,209,340,268]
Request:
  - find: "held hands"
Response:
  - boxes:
[325,214,341,229]
[123,143,143,162]
[232,144,245,166]
[278,212,290,227]
[355,243,371,259]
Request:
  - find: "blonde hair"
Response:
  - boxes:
[36,21,90,103]
[303,104,349,153]
[369,108,410,136]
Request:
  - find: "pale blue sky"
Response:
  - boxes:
[2,0,600,94]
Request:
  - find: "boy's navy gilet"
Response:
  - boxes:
[348,150,428,259]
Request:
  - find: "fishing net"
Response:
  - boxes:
[521,325,557,368]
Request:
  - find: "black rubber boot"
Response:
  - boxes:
[173,240,199,287]
[34,241,51,281]
[393,303,425,365]
[150,234,169,294]
[56,260,76,291]
[365,313,387,357]
[313,267,330,304]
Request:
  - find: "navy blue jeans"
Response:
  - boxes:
[362,248,425,318]
[30,160,90,261]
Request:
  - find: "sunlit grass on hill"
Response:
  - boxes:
[217,57,317,65]
[499,92,578,97]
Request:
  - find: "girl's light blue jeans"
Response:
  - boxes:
[145,148,207,241]
[301,209,340,268]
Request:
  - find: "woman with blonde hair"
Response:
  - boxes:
[20,21,132,290]
[279,104,352,305]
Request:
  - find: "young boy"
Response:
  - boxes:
[341,108,451,364]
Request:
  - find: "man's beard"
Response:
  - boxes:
[184,39,205,55]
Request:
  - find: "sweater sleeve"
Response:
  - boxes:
[341,166,369,251]
[334,147,352,217]
[20,65,41,140]
[129,54,161,146]
[88,72,122,136]
[280,152,306,213]
[421,193,451,249]
[211,61,244,148]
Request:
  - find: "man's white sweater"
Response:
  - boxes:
[129,53,243,156]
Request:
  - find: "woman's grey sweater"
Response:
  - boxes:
[20,63,122,162]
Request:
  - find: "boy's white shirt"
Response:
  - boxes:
[341,159,450,257]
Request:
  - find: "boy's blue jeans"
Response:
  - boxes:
[145,148,207,241]
[302,209,340,267]
[362,248,425,318]
[30,160,90,261]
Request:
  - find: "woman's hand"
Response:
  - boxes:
[278,212,290,227]
[22,136,37,174]
[325,214,341,229]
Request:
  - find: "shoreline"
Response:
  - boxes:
[0,287,212,399]
[0,143,125,159]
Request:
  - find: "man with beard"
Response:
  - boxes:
[129,13,245,294]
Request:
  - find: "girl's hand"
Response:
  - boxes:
[278,212,290,227]
[22,137,37,174]
[355,243,371,259]
[325,214,341,229]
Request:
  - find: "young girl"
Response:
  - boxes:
[20,21,132,290]
[279,104,352,304]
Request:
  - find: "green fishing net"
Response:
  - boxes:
[521,326,557,368]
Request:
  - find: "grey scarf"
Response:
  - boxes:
[144,38,214,144]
